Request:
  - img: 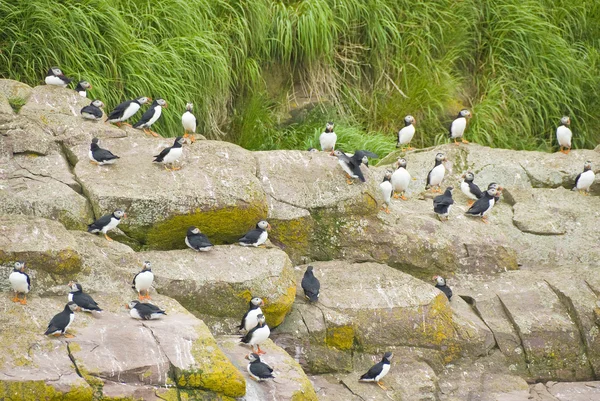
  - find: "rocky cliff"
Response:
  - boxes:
[1,80,599,400]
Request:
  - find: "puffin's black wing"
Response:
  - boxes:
[239,228,261,244]
[93,147,119,162]
[81,105,103,119]
[153,146,172,162]
[73,292,102,311]
[25,273,31,290]
[135,303,165,319]
[360,361,384,380]
[468,181,483,199]
[88,214,112,232]
[301,275,320,302]
[433,193,454,207]
[240,323,261,343]
[107,100,134,120]
[133,103,156,128]
[44,311,68,335]
[425,168,433,189]
[131,271,141,288]
[251,361,275,379]
[188,233,213,249]
[349,164,366,182]
[351,150,378,163]
[238,309,250,330]
[466,195,490,216]
[573,172,583,189]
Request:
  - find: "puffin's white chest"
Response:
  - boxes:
[379,181,393,204]
[82,111,99,120]
[428,164,446,186]
[376,363,391,381]
[102,217,121,233]
[134,271,154,292]
[391,168,410,192]
[576,170,595,191]
[146,106,162,127]
[482,198,495,216]
[65,313,75,331]
[556,126,572,147]
[450,117,467,138]
[45,76,68,87]
[398,125,415,145]
[320,132,337,151]
[182,112,196,132]
[249,325,271,345]
[162,147,183,164]
[244,307,263,331]
[9,272,29,293]
[121,103,141,121]
[68,293,74,302]
[254,231,268,247]
[78,90,87,97]
[461,181,478,200]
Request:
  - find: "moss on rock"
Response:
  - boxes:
[0,381,93,401]
[325,326,354,350]
[0,249,83,275]
[261,283,296,328]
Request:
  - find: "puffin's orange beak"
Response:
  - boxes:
[123,213,127,219]
[163,102,168,108]
[267,224,272,230]
[147,97,152,102]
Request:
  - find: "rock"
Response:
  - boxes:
[217,336,318,401]
[70,137,268,249]
[117,246,296,329]
[19,85,90,119]
[309,374,362,401]
[0,79,33,106]
[545,381,600,401]
[0,115,58,155]
[0,93,13,116]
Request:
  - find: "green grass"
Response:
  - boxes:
[1,0,599,156]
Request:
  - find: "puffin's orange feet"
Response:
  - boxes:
[346,178,354,185]
[481,217,489,224]
[19,296,27,305]
[11,296,19,303]
[257,346,266,355]
[400,195,408,201]
[461,139,469,144]
[64,333,75,338]
[467,200,475,206]
[406,146,415,151]
[104,233,113,242]
[377,381,388,390]
[393,193,400,199]
[454,139,460,146]
[381,206,390,214]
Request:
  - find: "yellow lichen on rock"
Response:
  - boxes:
[0,381,93,401]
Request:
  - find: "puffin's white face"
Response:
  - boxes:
[464,172,474,181]
[384,170,393,180]
[176,137,186,146]
[69,282,79,291]
[51,67,63,75]
[333,150,344,157]
[191,227,200,234]
[396,158,407,169]
[251,297,264,306]
[256,314,266,324]
[560,116,570,126]
[14,261,25,271]
[487,187,498,197]
[384,352,394,360]
[434,276,446,286]
[157,98,168,108]
[114,209,126,219]
[142,261,151,271]
[247,353,259,362]
[186,102,194,111]
[326,122,334,131]
[137,97,151,104]
[67,302,79,312]
[127,300,139,309]
[459,109,472,118]
[584,161,592,171]
[79,81,92,89]
[91,100,104,108]
[404,115,415,124]
[435,153,446,162]
[257,220,270,230]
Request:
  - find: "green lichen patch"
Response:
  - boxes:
[0,380,93,401]
[0,249,83,275]
[178,389,236,401]
[261,283,296,328]
[269,216,313,263]
[325,326,354,350]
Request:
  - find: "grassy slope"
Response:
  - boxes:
[0,0,599,155]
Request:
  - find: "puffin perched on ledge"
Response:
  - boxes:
[359,352,393,390]
[45,67,72,87]
[133,98,168,137]
[107,96,151,127]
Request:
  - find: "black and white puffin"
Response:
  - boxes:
[396,115,416,150]
[333,150,378,184]
[44,302,79,337]
[133,98,168,137]
[426,153,447,192]
[391,158,411,200]
[239,220,271,247]
[240,313,270,355]
[573,161,595,194]
[74,80,92,97]
[68,282,102,313]
[319,122,337,153]
[126,300,166,320]
[460,172,483,206]
[433,186,454,221]
[45,67,72,87]
[449,109,472,145]
[465,186,501,223]
[87,209,126,241]
[433,276,452,300]
[9,261,30,305]
[80,100,105,121]
[132,261,154,301]
[379,170,393,213]
[359,352,393,390]
[246,353,275,381]
[487,183,502,204]
[301,266,320,303]
[89,137,119,165]
[181,102,197,143]
[153,137,186,171]
[107,96,151,127]
[185,226,213,252]
[238,297,265,332]
[556,116,572,154]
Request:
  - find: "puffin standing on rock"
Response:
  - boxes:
[107,96,151,127]
[9,261,30,305]
[240,314,270,355]
[391,158,411,200]
[460,172,483,206]
[44,302,79,337]
[301,266,320,303]
[573,161,595,194]
[74,80,92,97]
[45,67,72,87]
[239,221,271,247]
[426,153,447,193]
[359,352,393,390]
[87,209,126,241]
[466,186,502,223]
[246,353,275,382]
[80,100,105,121]
[396,115,416,151]
[556,116,572,154]
[133,98,168,137]
[181,102,197,143]
[185,226,213,252]
[126,301,166,320]
[333,150,378,184]
[132,261,154,301]
[433,276,453,300]
[68,282,102,313]
[319,122,337,153]
[379,170,393,213]
[153,137,186,171]
[433,186,454,221]
[449,109,472,145]
[89,138,119,165]
[239,297,265,332]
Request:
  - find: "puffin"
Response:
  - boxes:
[132,261,154,301]
[433,186,454,221]
[391,158,411,200]
[153,136,186,171]
[74,80,92,97]
[379,170,393,213]
[359,352,394,390]
[487,183,502,204]
[307,147,319,152]
[44,302,79,337]
[556,116,572,154]
[240,313,270,355]
[45,67,72,87]
[333,150,378,184]
[425,153,447,192]
[126,300,166,320]
[9,261,30,305]
[239,220,271,247]
[573,161,595,194]
[89,137,119,165]
[106,96,151,127]
[246,353,275,381]
[301,266,320,303]
[465,186,501,223]
[185,226,213,252]
[181,102,197,143]
[396,115,416,150]
[133,98,168,136]
[460,172,483,206]
[80,100,105,121]
[238,297,265,332]
[449,109,472,145]
[68,282,102,313]
[87,209,126,241]
[319,122,337,154]
[433,276,453,300]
